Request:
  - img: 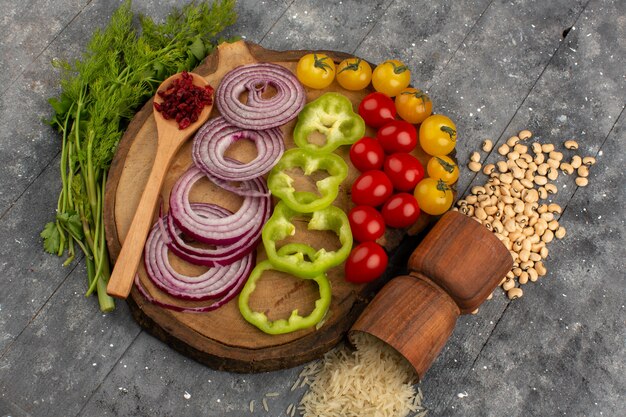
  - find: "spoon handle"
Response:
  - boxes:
[106,143,177,299]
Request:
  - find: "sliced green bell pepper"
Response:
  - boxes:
[238,259,332,335]
[293,92,366,153]
[262,201,353,279]
[267,148,348,213]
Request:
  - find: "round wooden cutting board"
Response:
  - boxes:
[104,40,436,372]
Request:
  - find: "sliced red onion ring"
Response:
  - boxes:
[202,170,269,198]
[169,166,270,245]
[216,63,305,130]
[192,116,284,181]
[166,203,266,267]
[143,217,255,301]
[134,272,249,313]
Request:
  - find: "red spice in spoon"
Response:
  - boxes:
[153,71,214,130]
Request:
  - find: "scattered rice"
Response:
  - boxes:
[249,400,254,413]
[262,397,269,412]
[287,403,293,415]
[298,333,427,417]
[265,392,279,397]
[291,377,302,391]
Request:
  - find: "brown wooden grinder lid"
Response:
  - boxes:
[350,211,514,380]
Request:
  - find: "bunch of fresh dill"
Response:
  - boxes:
[41,0,237,311]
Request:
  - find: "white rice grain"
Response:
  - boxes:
[298,333,426,417]
[262,397,269,412]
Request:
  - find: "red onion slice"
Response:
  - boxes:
[192,116,284,181]
[134,272,249,313]
[202,170,270,198]
[143,217,255,301]
[166,203,266,267]
[216,63,305,129]
[169,166,270,245]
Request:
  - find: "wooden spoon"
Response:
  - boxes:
[107,72,213,299]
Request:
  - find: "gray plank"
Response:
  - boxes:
[356,0,492,82]
[0,153,75,354]
[222,0,295,43]
[0,260,140,417]
[0,0,89,96]
[260,0,393,52]
[77,331,307,417]
[421,0,626,414]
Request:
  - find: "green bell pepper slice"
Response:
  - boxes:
[262,201,353,279]
[293,92,366,153]
[267,148,348,213]
[238,259,332,335]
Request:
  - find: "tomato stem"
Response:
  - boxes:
[440,125,457,140]
[401,89,431,107]
[313,54,334,73]
[436,157,456,173]
[338,58,362,74]
[436,179,451,195]
[388,61,409,74]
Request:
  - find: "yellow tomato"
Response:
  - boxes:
[336,58,372,91]
[413,178,454,215]
[371,59,411,97]
[419,114,457,156]
[395,87,433,124]
[427,155,459,184]
[296,53,336,89]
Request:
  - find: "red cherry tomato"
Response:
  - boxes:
[383,153,425,191]
[351,170,393,207]
[344,241,389,283]
[381,193,420,228]
[358,92,396,128]
[376,120,417,153]
[350,137,385,172]
[348,205,386,242]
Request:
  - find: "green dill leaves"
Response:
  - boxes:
[43,0,237,311]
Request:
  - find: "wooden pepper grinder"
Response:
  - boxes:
[350,211,514,380]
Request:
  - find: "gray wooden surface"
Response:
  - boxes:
[1,0,624,416]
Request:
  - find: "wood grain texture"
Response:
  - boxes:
[408,211,513,313]
[103,40,436,372]
[351,274,460,380]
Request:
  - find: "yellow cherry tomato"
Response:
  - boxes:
[427,155,459,184]
[395,87,433,124]
[296,53,336,89]
[336,58,372,91]
[371,59,411,97]
[413,178,454,215]
[419,114,457,156]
